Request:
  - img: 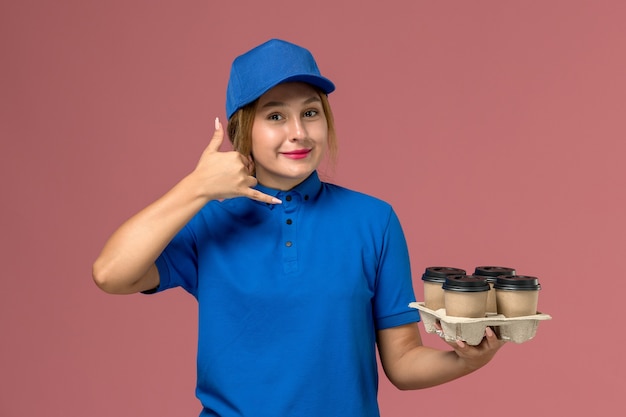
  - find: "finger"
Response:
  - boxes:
[485,326,496,339]
[246,188,282,205]
[206,117,224,153]
[484,326,499,344]
[484,326,506,348]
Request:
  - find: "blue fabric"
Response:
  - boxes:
[225,39,335,119]
[154,171,420,417]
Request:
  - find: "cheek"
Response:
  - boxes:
[251,124,277,156]
[257,121,286,138]
[312,125,330,146]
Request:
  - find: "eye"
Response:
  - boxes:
[267,113,283,121]
[303,109,319,118]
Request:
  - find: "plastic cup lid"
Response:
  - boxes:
[494,275,541,291]
[422,266,467,283]
[442,275,490,292]
[474,266,517,277]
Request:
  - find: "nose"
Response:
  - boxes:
[288,117,307,141]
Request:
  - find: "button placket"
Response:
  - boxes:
[282,193,298,273]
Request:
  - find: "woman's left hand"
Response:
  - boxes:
[435,323,506,372]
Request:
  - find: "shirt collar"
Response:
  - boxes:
[254,171,322,207]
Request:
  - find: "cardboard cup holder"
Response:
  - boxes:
[409,302,552,345]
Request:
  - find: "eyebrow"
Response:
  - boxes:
[259,96,322,109]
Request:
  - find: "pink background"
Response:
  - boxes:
[2,1,624,416]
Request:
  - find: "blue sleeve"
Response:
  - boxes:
[150,221,200,297]
[373,208,420,329]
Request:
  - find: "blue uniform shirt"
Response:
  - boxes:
[153,171,420,417]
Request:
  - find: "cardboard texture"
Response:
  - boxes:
[409,302,552,345]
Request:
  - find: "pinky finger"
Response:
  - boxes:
[249,189,282,205]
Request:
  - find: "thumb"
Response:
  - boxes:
[206,117,224,153]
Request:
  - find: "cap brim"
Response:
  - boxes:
[240,74,335,108]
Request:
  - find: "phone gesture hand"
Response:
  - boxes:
[192,118,281,205]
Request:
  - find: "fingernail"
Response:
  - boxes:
[272,197,282,204]
[215,117,220,130]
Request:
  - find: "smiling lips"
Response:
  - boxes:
[281,149,311,160]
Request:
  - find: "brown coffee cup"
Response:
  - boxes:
[421,267,466,310]
[473,266,516,313]
[494,275,541,317]
[442,275,490,318]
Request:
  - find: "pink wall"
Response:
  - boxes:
[2,1,624,416]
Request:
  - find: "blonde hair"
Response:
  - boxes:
[227,88,338,173]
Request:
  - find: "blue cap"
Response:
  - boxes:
[226,39,335,120]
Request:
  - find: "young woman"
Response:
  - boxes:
[93,39,503,417]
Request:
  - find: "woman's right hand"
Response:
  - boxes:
[93,118,281,294]
[190,118,281,205]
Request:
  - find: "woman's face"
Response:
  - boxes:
[251,82,328,190]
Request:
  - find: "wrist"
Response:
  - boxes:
[180,170,218,203]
